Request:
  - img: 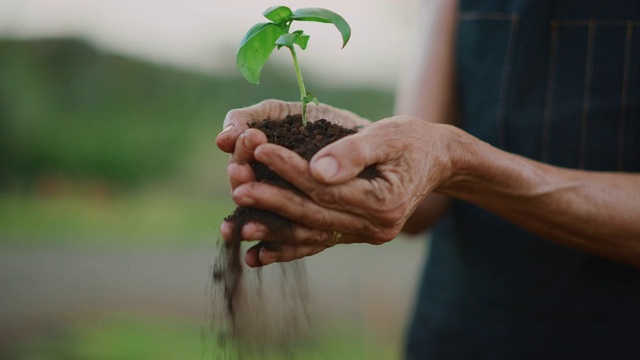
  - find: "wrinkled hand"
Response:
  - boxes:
[224,115,466,267]
[216,99,371,153]
[215,99,372,192]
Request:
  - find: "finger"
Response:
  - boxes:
[245,242,327,267]
[309,122,396,184]
[216,114,247,154]
[254,143,382,215]
[226,129,267,191]
[232,182,396,245]
[231,180,406,244]
[260,242,327,265]
[217,100,371,153]
[232,181,365,233]
[228,162,255,191]
[220,221,233,242]
[241,220,351,246]
[230,129,268,165]
[253,143,314,189]
[245,243,263,267]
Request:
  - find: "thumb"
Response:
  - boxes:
[309,129,386,184]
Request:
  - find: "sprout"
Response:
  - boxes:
[236,6,351,126]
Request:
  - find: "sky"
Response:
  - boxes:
[0,0,421,88]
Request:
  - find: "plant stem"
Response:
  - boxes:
[289,46,308,126]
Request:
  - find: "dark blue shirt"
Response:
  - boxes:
[406,1,640,359]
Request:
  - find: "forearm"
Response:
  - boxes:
[440,133,640,267]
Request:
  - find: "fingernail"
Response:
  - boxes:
[314,156,339,181]
[220,124,233,134]
[237,196,255,207]
[233,188,255,206]
[242,134,255,149]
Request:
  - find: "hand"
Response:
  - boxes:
[216,99,371,153]
[227,116,467,266]
[215,99,372,192]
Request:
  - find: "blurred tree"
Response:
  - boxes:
[0,38,393,192]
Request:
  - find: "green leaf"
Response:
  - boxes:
[275,30,310,50]
[236,22,285,84]
[262,6,292,24]
[295,34,310,49]
[304,92,319,106]
[291,8,351,48]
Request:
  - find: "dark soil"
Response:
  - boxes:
[228,115,377,239]
[214,114,378,333]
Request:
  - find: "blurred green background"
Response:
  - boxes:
[0,37,393,242]
[0,1,428,358]
[0,37,429,359]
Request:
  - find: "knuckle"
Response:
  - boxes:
[225,108,242,123]
[256,99,278,109]
[309,188,338,206]
[364,186,389,206]
[362,197,403,226]
[307,230,329,246]
[378,227,401,244]
[357,211,403,246]
[364,223,400,245]
[377,208,404,227]
[260,99,287,119]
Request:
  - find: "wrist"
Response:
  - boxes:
[436,127,550,203]
[436,125,484,193]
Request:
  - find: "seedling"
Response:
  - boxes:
[236,6,351,126]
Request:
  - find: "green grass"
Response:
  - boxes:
[8,316,203,360]
[0,192,235,245]
[7,315,398,360]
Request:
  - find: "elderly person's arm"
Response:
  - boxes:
[229,116,640,268]
[216,0,640,269]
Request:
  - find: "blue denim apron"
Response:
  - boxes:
[406,1,640,358]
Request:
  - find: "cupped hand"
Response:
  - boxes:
[216,99,372,192]
[226,116,468,267]
[216,99,371,153]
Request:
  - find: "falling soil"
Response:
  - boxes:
[209,114,377,358]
